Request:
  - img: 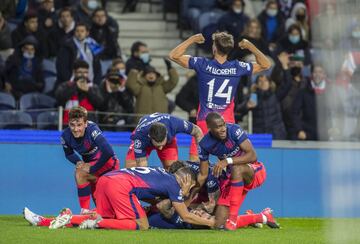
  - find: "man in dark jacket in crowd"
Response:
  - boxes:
[11,13,47,58]
[90,8,121,60]
[37,0,57,37]
[292,64,337,141]
[55,59,104,125]
[175,74,199,125]
[48,7,75,58]
[0,11,12,53]
[125,41,150,75]
[4,36,44,99]
[56,22,102,85]
[99,68,134,131]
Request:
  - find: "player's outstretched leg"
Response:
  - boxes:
[245,209,263,228]
[261,208,280,229]
[49,208,73,229]
[23,207,54,227]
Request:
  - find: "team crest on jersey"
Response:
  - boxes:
[239,61,251,71]
[91,130,101,140]
[193,57,198,63]
[134,139,142,149]
[235,128,244,139]
[207,180,217,189]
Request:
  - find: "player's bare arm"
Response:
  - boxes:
[239,39,272,74]
[156,199,175,219]
[197,160,210,188]
[213,139,257,177]
[190,124,204,144]
[172,202,215,227]
[169,33,205,68]
[135,157,148,167]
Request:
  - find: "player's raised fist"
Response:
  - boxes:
[238,39,254,50]
[191,34,205,44]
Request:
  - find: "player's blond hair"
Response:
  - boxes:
[69,106,88,122]
[212,32,234,56]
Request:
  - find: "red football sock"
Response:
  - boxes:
[236,214,263,228]
[97,219,138,230]
[37,217,54,227]
[70,215,93,225]
[77,182,91,209]
[228,180,245,221]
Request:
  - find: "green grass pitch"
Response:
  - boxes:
[2,216,360,244]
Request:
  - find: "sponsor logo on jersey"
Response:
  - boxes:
[82,146,99,155]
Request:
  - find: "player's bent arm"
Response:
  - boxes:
[89,135,114,174]
[197,160,209,187]
[169,34,202,68]
[63,145,81,165]
[190,124,203,144]
[249,45,271,75]
[230,139,257,165]
[156,199,174,219]
[135,157,148,167]
[172,202,215,227]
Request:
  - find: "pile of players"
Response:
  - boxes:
[24,31,280,231]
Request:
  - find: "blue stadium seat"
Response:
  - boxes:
[19,93,57,120]
[100,59,113,76]
[44,76,57,93]
[0,111,33,129]
[0,92,16,110]
[42,58,57,77]
[36,111,59,130]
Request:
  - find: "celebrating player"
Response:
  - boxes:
[125,113,203,169]
[60,106,119,213]
[30,166,215,230]
[197,112,279,230]
[169,32,271,161]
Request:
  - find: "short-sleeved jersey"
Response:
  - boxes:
[131,113,193,158]
[105,167,184,203]
[183,161,219,193]
[189,57,253,121]
[198,123,248,162]
[61,121,106,162]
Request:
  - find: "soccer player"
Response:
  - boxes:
[125,113,203,169]
[197,112,279,230]
[61,106,119,213]
[169,32,271,161]
[42,166,215,230]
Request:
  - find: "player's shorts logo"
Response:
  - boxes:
[134,139,142,149]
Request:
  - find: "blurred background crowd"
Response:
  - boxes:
[0,0,359,142]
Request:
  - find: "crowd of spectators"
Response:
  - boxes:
[0,0,360,141]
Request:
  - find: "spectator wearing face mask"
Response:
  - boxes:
[90,8,121,60]
[276,24,312,67]
[4,36,44,99]
[285,2,309,41]
[125,41,150,75]
[55,59,104,124]
[218,0,250,42]
[257,0,285,51]
[75,0,119,36]
[126,61,179,122]
[48,7,76,58]
[99,67,134,131]
[56,22,103,85]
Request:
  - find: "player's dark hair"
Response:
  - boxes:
[73,59,89,71]
[175,167,196,183]
[206,112,224,125]
[149,122,167,143]
[169,160,186,174]
[131,41,147,56]
[212,32,234,56]
[69,106,88,122]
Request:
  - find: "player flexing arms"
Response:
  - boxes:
[125,113,203,169]
[169,32,271,161]
[61,106,119,213]
[198,112,279,230]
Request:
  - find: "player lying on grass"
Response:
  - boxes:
[24,166,215,230]
[196,112,280,230]
[125,113,203,169]
[147,161,278,230]
[61,106,120,214]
